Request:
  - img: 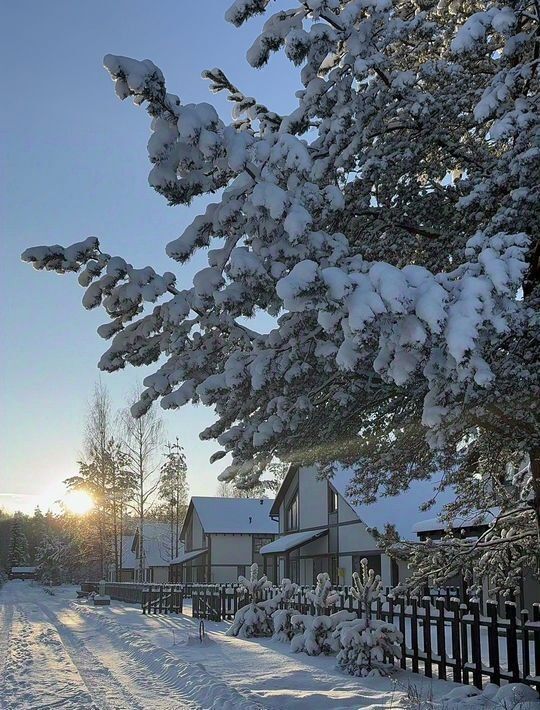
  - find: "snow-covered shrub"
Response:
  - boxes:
[271,578,300,642]
[334,559,402,677]
[290,609,357,656]
[439,681,540,709]
[288,573,356,655]
[226,563,275,638]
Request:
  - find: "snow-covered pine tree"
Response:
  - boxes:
[271,578,300,642]
[226,563,275,637]
[9,513,29,568]
[36,531,83,583]
[334,558,402,676]
[22,2,540,591]
[290,572,356,655]
[158,438,188,559]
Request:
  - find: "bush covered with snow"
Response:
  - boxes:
[226,566,302,639]
[286,573,356,656]
[271,578,300,642]
[334,559,402,677]
[290,609,357,656]
[334,616,403,677]
[226,563,273,638]
[439,682,540,708]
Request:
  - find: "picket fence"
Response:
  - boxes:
[90,581,540,691]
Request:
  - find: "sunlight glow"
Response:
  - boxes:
[63,490,94,515]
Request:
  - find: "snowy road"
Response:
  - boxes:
[0,581,259,710]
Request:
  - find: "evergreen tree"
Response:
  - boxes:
[158,438,188,558]
[9,513,29,567]
[22,1,540,590]
[28,506,48,561]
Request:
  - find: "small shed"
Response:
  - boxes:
[10,566,37,580]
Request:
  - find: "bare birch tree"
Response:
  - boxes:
[121,387,164,581]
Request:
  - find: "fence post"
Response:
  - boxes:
[460,603,469,685]
[436,598,447,680]
[469,599,482,689]
[505,601,520,682]
[533,604,540,691]
[411,597,419,673]
[422,597,433,678]
[142,588,147,614]
[487,600,500,686]
[521,609,530,681]
[398,595,406,670]
[450,598,461,683]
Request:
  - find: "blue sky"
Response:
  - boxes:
[1,0,297,513]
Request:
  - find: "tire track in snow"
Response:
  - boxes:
[69,601,263,710]
[33,599,157,710]
[0,602,13,678]
[0,600,96,710]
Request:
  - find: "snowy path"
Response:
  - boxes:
[0,582,259,710]
[0,582,470,709]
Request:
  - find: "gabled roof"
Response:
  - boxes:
[121,535,136,568]
[122,522,183,568]
[413,510,498,534]
[330,465,454,540]
[182,497,278,536]
[270,463,454,540]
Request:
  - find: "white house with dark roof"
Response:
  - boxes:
[260,464,450,588]
[170,497,278,584]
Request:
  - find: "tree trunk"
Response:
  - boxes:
[529,447,540,551]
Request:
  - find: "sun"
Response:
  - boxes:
[63,490,94,515]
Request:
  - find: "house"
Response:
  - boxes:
[110,522,181,583]
[170,497,278,584]
[260,465,450,587]
[413,512,540,610]
[9,566,37,580]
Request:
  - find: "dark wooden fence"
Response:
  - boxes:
[85,581,539,691]
[187,585,540,691]
[141,585,184,615]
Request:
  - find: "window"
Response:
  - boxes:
[286,491,299,531]
[328,486,338,514]
[185,524,192,551]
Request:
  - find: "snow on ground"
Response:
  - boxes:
[0,581,470,709]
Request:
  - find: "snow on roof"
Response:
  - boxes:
[120,523,183,568]
[412,510,497,534]
[121,535,136,568]
[143,534,179,567]
[260,529,328,555]
[10,566,37,573]
[191,497,278,534]
[170,548,208,565]
[330,465,454,540]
